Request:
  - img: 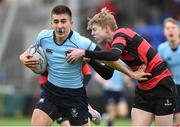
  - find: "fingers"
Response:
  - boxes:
[144,72,151,76]
[65,48,84,63]
[138,64,146,72]
[27,65,37,69]
[138,72,152,81]
[83,58,90,62]
[66,55,76,64]
[139,77,148,81]
[66,48,75,52]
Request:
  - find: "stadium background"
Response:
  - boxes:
[0,0,179,125]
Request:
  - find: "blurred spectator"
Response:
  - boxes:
[96,0,119,16]
[0,69,6,83]
[158,17,180,125]
[96,0,123,26]
[94,70,134,126]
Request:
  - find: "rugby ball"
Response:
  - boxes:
[28,45,47,74]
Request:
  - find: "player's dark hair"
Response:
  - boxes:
[51,5,72,18]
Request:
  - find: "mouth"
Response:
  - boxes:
[93,36,97,41]
[169,33,174,38]
[56,28,64,34]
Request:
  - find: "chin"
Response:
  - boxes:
[168,38,174,42]
[56,34,65,38]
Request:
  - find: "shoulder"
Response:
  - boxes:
[71,31,91,41]
[158,41,169,50]
[114,28,136,38]
[37,29,53,39]
[70,30,94,44]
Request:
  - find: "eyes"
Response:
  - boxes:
[52,19,67,25]
[91,27,98,32]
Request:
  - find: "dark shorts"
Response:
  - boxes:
[35,81,89,126]
[104,90,127,105]
[175,85,180,113]
[133,76,177,116]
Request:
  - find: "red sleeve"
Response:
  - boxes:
[82,63,92,75]
[112,36,126,46]
[39,76,48,85]
[39,68,48,85]
[112,28,136,47]
[105,41,111,51]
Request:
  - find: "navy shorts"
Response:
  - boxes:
[104,91,127,105]
[133,76,177,116]
[35,81,89,126]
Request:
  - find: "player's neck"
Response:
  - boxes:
[169,38,180,49]
[56,37,66,44]
[55,30,72,45]
[108,31,114,42]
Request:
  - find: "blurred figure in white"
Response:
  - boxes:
[158,17,180,125]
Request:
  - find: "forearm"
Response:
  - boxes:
[103,60,134,78]
[85,50,120,61]
[88,59,114,80]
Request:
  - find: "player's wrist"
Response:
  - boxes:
[127,70,135,79]
[82,50,85,57]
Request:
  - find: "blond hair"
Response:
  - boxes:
[163,17,178,26]
[87,8,117,31]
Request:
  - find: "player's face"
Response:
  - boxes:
[164,22,180,42]
[91,24,108,44]
[51,14,73,39]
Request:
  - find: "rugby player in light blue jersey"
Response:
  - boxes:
[158,18,180,125]
[19,5,114,126]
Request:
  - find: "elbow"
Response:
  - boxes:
[108,51,120,61]
[102,70,114,80]
[103,75,113,80]
[111,55,119,61]
[110,50,121,61]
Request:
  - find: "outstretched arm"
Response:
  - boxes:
[66,47,151,81]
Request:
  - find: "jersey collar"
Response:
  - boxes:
[53,30,73,46]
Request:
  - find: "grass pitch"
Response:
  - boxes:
[0,117,131,126]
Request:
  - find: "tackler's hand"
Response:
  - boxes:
[66,48,85,63]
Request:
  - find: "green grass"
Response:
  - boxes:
[1,117,177,126]
[0,117,31,126]
[0,117,131,126]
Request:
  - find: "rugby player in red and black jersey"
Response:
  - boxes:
[66,8,177,126]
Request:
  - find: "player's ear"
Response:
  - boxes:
[71,20,73,25]
[105,25,110,33]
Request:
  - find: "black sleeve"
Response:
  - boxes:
[88,59,114,80]
[85,44,124,61]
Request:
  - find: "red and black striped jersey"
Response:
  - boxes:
[82,62,92,75]
[109,28,171,90]
[39,68,48,85]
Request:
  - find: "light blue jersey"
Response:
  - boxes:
[34,29,96,88]
[103,70,124,91]
[158,41,180,85]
